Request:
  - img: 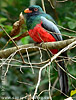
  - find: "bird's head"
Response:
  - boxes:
[24,5,44,16]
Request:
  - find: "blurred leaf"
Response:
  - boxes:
[21,36,30,44]
[0,17,7,23]
[2,25,13,34]
[65,17,72,21]
[4,6,19,16]
[68,21,76,29]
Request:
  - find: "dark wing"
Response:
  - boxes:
[41,16,62,41]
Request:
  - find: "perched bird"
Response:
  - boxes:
[24,5,68,94]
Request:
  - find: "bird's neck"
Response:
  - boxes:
[26,13,44,30]
[26,15,37,30]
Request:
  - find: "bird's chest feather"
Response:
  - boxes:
[28,23,56,43]
[28,23,58,54]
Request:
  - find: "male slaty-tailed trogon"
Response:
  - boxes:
[24,5,68,94]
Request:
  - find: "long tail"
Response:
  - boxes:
[57,52,68,94]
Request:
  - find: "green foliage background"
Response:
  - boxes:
[0,0,76,100]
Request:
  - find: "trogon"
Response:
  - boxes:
[24,5,68,94]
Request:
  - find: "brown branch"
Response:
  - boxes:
[56,0,68,2]
[12,31,29,41]
[48,0,59,21]
[48,0,55,9]
[41,0,46,13]
[0,25,25,63]
[0,38,76,58]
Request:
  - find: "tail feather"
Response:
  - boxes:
[57,52,68,94]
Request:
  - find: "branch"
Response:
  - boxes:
[41,38,76,49]
[33,39,76,100]
[0,24,25,63]
[0,38,76,58]
[56,0,68,2]
[41,0,46,13]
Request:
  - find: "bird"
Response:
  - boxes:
[24,5,68,94]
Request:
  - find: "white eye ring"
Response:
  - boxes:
[34,8,38,11]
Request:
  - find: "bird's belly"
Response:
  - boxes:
[28,23,58,54]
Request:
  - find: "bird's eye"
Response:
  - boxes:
[34,8,38,11]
